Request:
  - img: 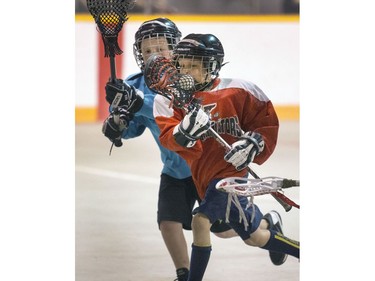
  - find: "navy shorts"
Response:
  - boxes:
[193,178,264,240]
[157,174,200,230]
[210,220,232,233]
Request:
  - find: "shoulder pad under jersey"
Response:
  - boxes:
[126,72,143,81]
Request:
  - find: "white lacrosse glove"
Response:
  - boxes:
[224,131,265,170]
[173,106,210,147]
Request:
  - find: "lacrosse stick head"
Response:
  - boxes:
[86,0,136,57]
[216,177,283,197]
[144,54,197,109]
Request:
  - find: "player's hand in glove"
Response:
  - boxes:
[224,131,265,170]
[102,107,134,147]
[105,79,144,113]
[173,106,210,147]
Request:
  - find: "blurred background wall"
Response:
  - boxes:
[75,0,299,122]
[76,0,299,14]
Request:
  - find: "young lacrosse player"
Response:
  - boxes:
[101,18,233,281]
[153,33,300,281]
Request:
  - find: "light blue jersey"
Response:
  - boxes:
[122,72,192,179]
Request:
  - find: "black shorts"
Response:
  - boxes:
[157,173,200,230]
[157,173,232,233]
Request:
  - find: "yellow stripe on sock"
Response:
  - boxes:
[274,233,300,249]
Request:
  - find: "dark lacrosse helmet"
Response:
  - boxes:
[133,18,182,71]
[173,33,225,91]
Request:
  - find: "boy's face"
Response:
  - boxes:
[141,36,172,64]
[177,57,210,85]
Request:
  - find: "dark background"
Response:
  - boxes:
[76,0,299,15]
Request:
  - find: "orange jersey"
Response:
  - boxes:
[154,78,279,199]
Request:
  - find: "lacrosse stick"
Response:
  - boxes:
[144,54,197,109]
[216,177,298,197]
[144,55,299,211]
[206,129,299,211]
[215,177,299,208]
[87,0,135,81]
[87,0,135,147]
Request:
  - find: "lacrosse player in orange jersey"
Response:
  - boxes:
[153,33,300,281]
[102,19,236,281]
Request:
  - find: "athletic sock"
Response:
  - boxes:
[261,229,300,259]
[176,267,189,281]
[187,244,212,281]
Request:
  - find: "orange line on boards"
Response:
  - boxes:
[75,105,299,123]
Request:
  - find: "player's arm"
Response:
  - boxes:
[103,75,150,140]
[241,92,279,165]
[153,95,207,161]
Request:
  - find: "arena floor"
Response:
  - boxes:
[75,121,300,281]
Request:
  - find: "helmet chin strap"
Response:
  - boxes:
[195,77,216,92]
[197,61,225,91]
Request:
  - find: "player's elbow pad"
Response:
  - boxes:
[173,125,197,148]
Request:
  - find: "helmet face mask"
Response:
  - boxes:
[133,18,181,71]
[173,34,225,91]
[174,55,214,92]
[134,34,175,70]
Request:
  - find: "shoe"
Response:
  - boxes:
[263,210,288,266]
[174,268,189,281]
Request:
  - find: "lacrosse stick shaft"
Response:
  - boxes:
[106,54,122,148]
[109,56,117,81]
[111,92,124,147]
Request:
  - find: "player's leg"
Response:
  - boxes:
[210,213,269,239]
[253,210,299,261]
[255,225,299,260]
[262,210,289,265]
[159,221,189,271]
[210,220,237,238]
[229,205,299,261]
[158,174,196,281]
[188,179,234,281]
[188,213,212,281]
